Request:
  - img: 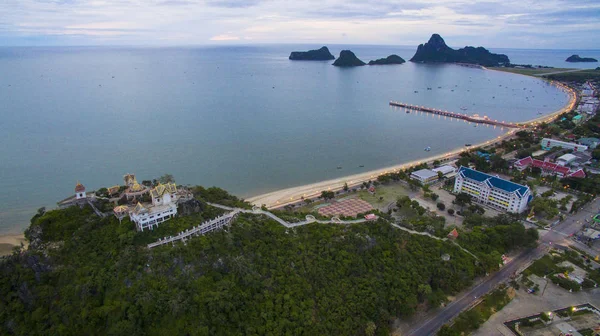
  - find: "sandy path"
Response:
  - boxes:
[248,81,576,209]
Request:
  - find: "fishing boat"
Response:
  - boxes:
[465,143,472,147]
[424,146,431,152]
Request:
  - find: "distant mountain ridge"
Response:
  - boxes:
[289,46,335,61]
[410,34,510,67]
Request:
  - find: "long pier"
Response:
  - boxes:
[389,101,524,129]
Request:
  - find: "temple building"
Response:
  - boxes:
[75,182,86,200]
[58,181,93,208]
[129,183,179,231]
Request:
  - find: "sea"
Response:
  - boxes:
[1,44,598,234]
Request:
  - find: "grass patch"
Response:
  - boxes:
[356,183,409,209]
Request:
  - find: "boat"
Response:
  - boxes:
[460,107,468,111]
[359,165,364,168]
[424,146,431,151]
[406,110,410,113]
[337,166,342,169]
[414,90,419,93]
[465,143,472,147]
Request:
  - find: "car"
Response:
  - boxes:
[527,288,536,294]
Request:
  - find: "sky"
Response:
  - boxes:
[1,0,599,48]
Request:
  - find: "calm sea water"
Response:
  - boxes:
[0,44,579,234]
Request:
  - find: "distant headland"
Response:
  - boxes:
[332,50,366,67]
[289,46,335,61]
[368,55,406,65]
[565,54,598,63]
[410,34,510,67]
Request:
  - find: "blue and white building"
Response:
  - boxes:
[453,167,531,213]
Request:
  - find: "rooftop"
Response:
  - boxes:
[411,168,438,180]
[458,166,530,197]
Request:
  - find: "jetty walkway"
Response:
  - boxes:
[389,101,525,129]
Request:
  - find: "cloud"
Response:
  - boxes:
[0,0,598,48]
[209,34,240,41]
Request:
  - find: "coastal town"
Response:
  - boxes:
[38,75,600,335]
[1,21,600,335]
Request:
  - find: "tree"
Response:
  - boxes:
[437,171,444,180]
[592,149,600,160]
[437,202,446,210]
[365,321,377,336]
[343,183,349,192]
[320,191,335,200]
[454,193,472,209]
[408,179,421,191]
[447,208,455,215]
[158,174,175,183]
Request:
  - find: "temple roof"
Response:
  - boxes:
[150,183,177,198]
[75,182,85,193]
[113,205,129,214]
[132,202,147,214]
[130,183,144,192]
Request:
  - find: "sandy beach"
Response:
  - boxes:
[0,233,27,256]
[248,80,577,209]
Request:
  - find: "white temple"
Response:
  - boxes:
[129,183,178,231]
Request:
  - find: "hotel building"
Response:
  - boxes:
[453,166,531,213]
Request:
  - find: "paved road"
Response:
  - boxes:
[405,197,600,336]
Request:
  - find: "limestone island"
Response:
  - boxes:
[368,54,406,65]
[332,50,366,67]
[289,46,335,61]
[565,54,598,63]
[410,34,510,67]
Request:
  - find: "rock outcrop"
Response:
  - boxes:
[289,46,335,61]
[368,54,405,65]
[410,34,509,66]
[566,55,598,63]
[177,199,205,217]
[332,50,366,67]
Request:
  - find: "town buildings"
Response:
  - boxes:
[514,156,586,179]
[541,138,588,152]
[453,166,531,213]
[410,165,456,184]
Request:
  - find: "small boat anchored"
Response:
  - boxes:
[424,146,431,152]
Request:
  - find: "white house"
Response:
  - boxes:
[454,166,531,213]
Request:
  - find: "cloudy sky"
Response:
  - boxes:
[1,0,599,48]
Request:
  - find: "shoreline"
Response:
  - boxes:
[0,75,577,241]
[248,79,577,209]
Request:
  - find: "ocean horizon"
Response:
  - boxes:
[0,44,589,234]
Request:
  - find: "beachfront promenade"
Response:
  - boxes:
[389,101,524,128]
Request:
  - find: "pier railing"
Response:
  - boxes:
[389,101,524,129]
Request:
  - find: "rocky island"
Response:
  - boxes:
[289,46,335,61]
[368,54,406,65]
[410,34,510,67]
[566,54,598,63]
[332,50,366,67]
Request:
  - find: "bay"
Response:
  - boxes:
[0,44,574,233]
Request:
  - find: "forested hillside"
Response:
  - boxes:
[0,200,483,335]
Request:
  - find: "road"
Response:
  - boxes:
[405,197,600,336]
